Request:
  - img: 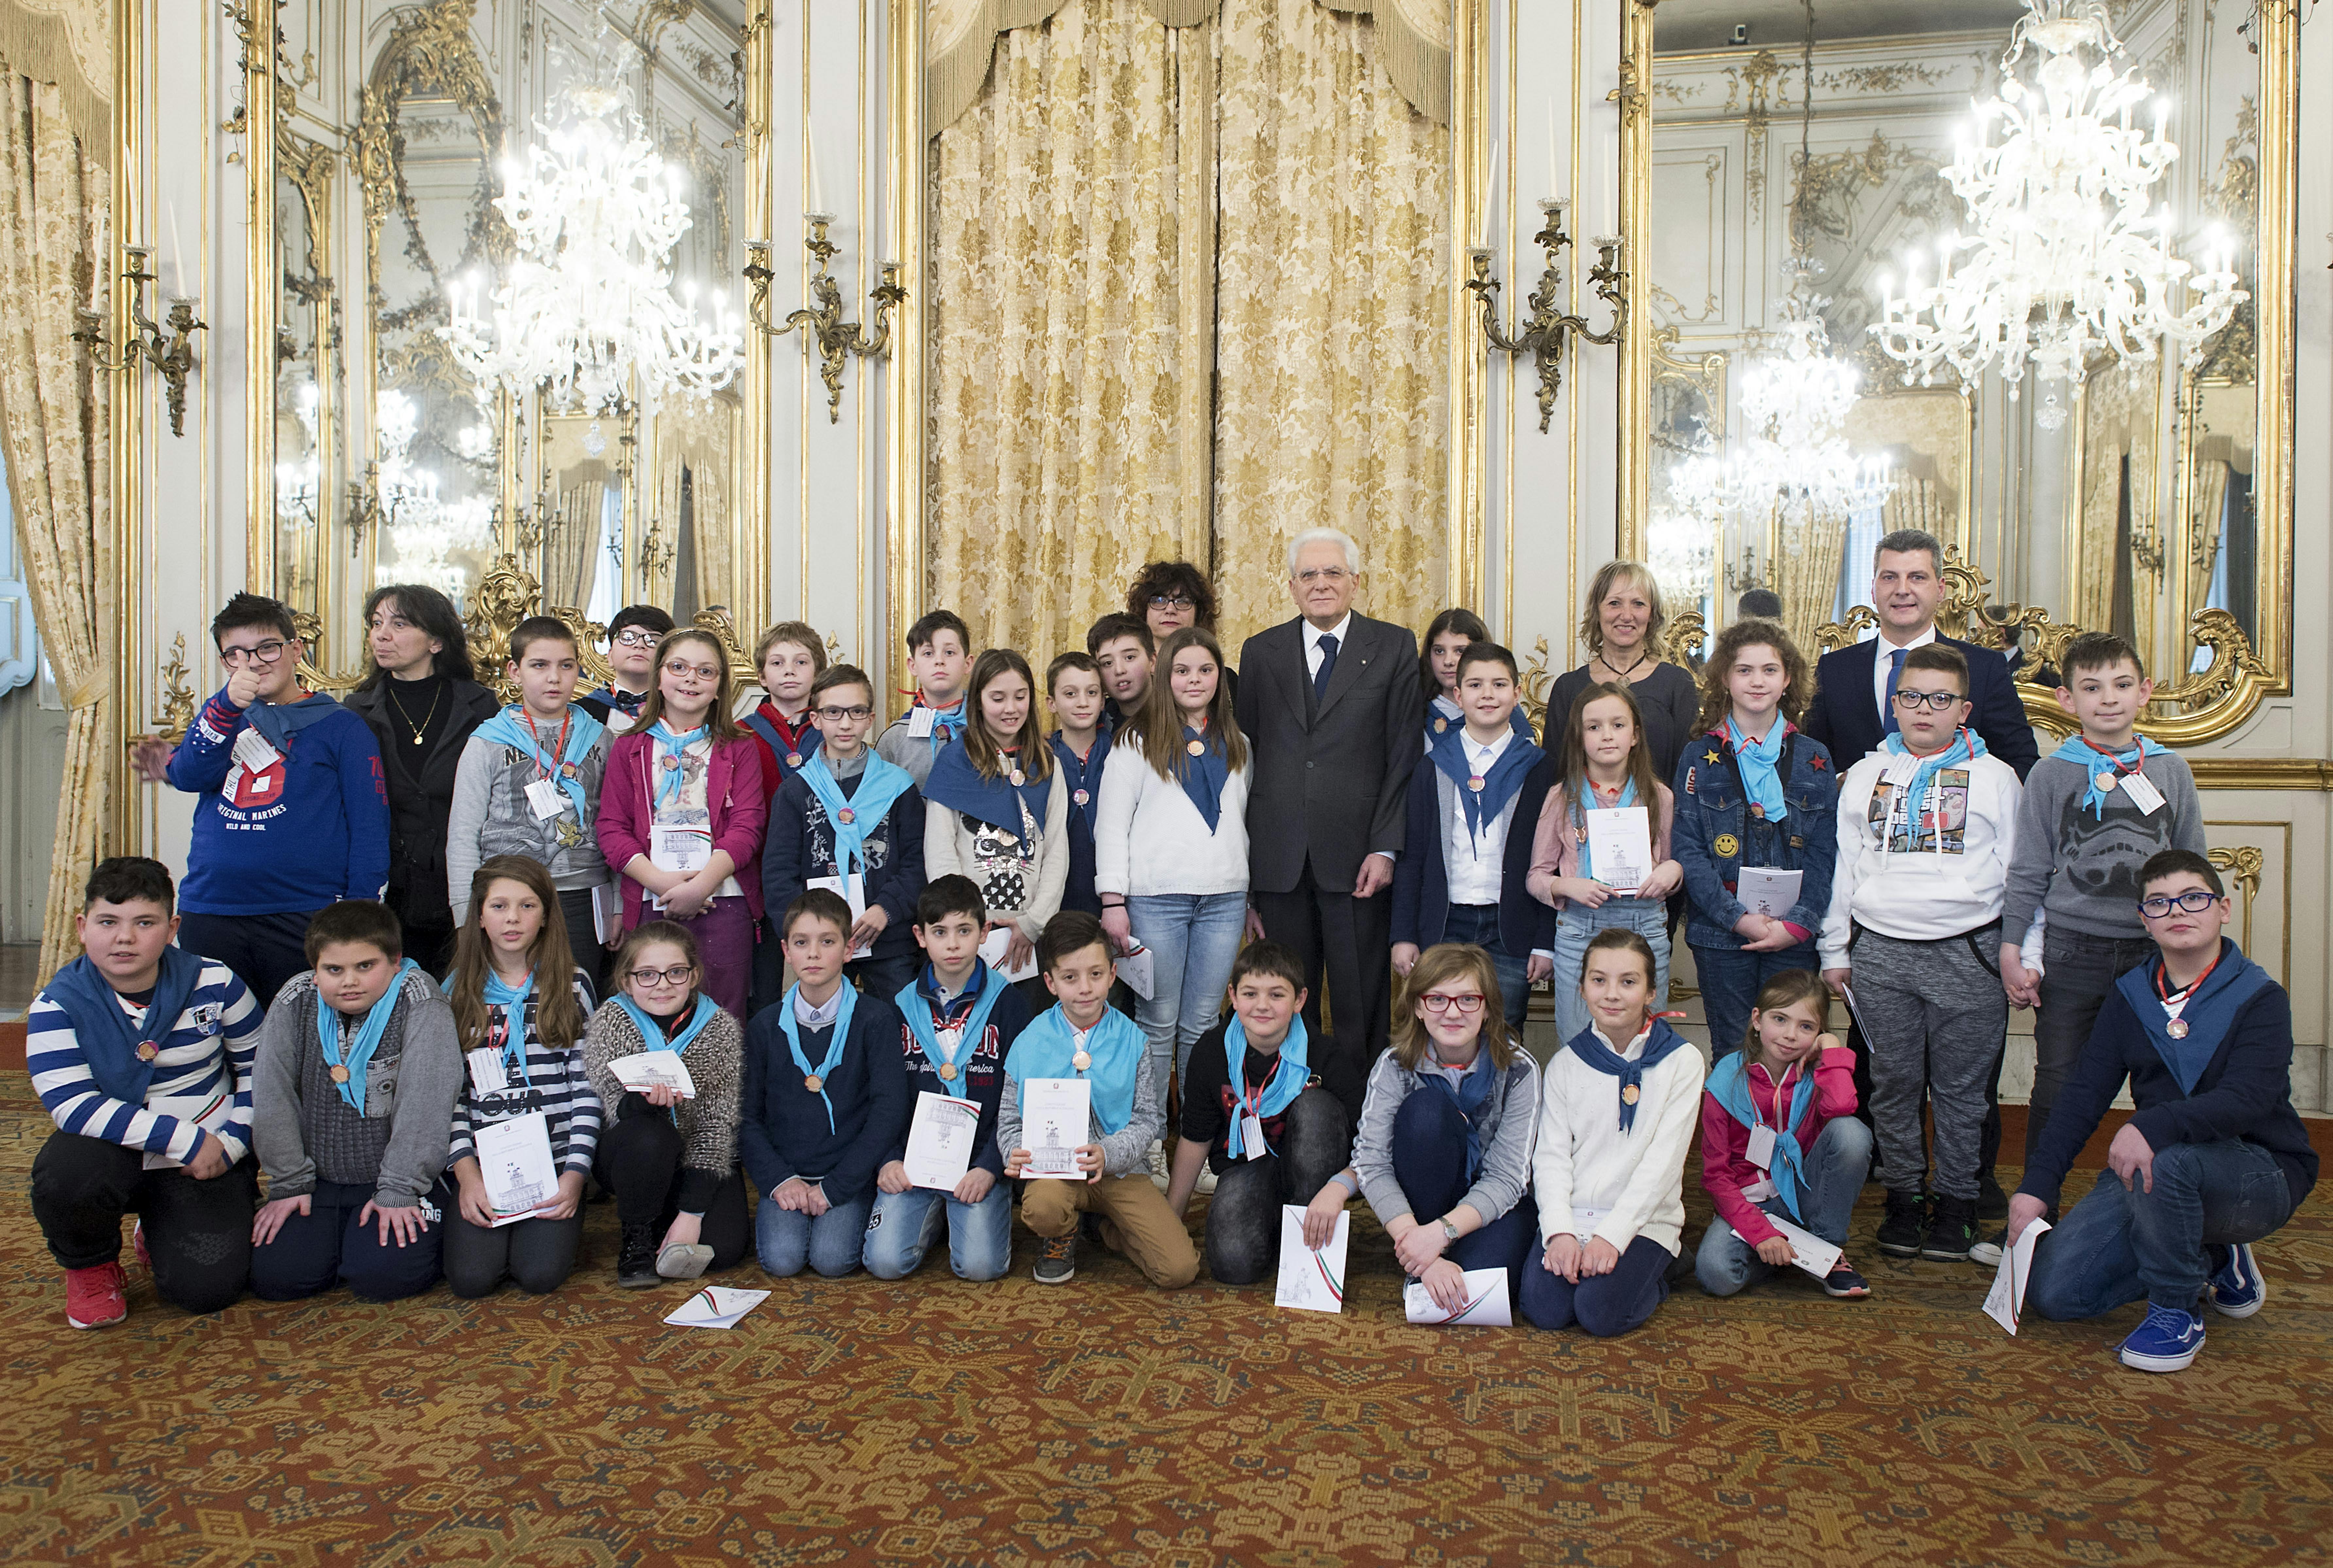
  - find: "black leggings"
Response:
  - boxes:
[1202,1089,1354,1287]
[442,1211,584,1297]
[594,1105,751,1270]
[30,1132,258,1314]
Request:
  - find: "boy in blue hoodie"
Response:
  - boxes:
[131,593,389,1007]
[2011,849,2318,1374]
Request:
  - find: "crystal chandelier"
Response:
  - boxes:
[440,62,742,428]
[1870,0,2245,430]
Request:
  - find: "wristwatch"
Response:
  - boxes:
[1439,1217,1460,1242]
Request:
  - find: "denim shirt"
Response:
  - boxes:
[1670,724,1840,951]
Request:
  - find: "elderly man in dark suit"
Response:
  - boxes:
[1235,528,1423,1118]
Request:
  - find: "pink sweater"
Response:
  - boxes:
[1525,780,1676,908]
[1697,1044,1858,1248]
[596,730,769,929]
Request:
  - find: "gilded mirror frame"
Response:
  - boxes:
[1618,0,2297,745]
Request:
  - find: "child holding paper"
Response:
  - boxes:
[874,610,975,788]
[864,876,1032,1281]
[1695,970,1872,1300]
[1521,929,1700,1337]
[1094,626,1253,1096]
[250,901,461,1303]
[1332,944,1541,1316]
[1672,621,1839,1060]
[1527,680,1683,1041]
[1820,643,2022,1264]
[597,629,769,1017]
[761,664,927,1002]
[741,891,910,1279]
[583,921,749,1288]
[924,649,1071,999]
[1169,941,1352,1285]
[1000,912,1198,1289]
[440,856,602,1298]
[1390,641,1551,1030]
[28,858,263,1326]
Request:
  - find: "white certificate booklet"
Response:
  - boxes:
[1115,943,1156,1000]
[1404,1267,1513,1327]
[1020,1078,1091,1178]
[476,1112,559,1226]
[1585,806,1654,893]
[1274,1205,1348,1315]
[140,1087,235,1172]
[905,1091,980,1191]
[979,926,1039,982]
[608,1050,699,1099]
[1730,1213,1842,1280]
[1735,866,1804,918]
[808,872,873,959]
[664,1285,771,1330]
[1982,1217,2051,1336]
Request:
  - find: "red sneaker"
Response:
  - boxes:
[65,1262,128,1330]
[133,1221,150,1270]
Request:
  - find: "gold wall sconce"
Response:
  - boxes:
[73,245,207,437]
[744,216,905,424]
[1466,200,1628,434]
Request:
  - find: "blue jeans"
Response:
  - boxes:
[1695,1116,1874,1296]
[1548,898,1671,1044]
[1691,943,1818,1060]
[862,1181,1012,1281]
[755,1190,875,1278]
[1389,1087,1538,1298]
[2028,1139,2297,1317]
[1441,903,1531,1030]
[1127,890,1249,1095]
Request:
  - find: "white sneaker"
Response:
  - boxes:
[1195,1165,1218,1195]
[1147,1140,1170,1191]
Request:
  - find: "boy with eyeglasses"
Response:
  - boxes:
[581,605,675,731]
[130,593,389,1007]
[2011,850,2315,1373]
[763,665,929,1002]
[1819,643,2023,1264]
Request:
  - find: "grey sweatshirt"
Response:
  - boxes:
[1351,1048,1540,1228]
[996,1022,1167,1178]
[253,968,461,1208]
[446,721,613,922]
[2000,750,2207,944]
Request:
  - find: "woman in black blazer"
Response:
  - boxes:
[1544,561,1701,783]
[340,584,499,974]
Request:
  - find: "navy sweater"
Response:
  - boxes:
[167,688,392,916]
[738,991,910,1205]
[1390,750,1556,959]
[1049,730,1110,916]
[2020,960,2320,1213]
[760,764,927,962]
[885,963,1033,1177]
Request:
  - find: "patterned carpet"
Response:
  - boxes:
[1,1081,2328,1568]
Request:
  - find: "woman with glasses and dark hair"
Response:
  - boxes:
[342,585,498,973]
[1127,561,1235,704]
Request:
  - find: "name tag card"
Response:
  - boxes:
[908,707,936,738]
[524,778,567,820]
[2118,771,2167,814]
[1746,1123,1777,1169]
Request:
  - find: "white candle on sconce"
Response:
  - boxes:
[1546,99,1561,203]
[1478,140,1501,250]
[804,116,828,219]
[167,200,188,300]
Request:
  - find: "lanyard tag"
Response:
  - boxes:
[1239,1110,1269,1161]
[467,1048,508,1098]
[2118,770,2167,814]
[524,777,567,819]
[908,706,936,738]
[1746,1122,1777,1170]
[232,727,281,773]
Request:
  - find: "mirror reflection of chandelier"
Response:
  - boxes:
[1870,0,2246,430]
[440,47,742,433]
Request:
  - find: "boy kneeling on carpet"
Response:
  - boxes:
[2010,849,2318,1373]
[250,900,461,1302]
[29,857,265,1327]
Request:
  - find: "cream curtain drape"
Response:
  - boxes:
[1209,0,1448,647]
[1769,501,1849,659]
[0,58,112,982]
[927,0,1209,659]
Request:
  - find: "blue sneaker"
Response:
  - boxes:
[2206,1243,2267,1319]
[2118,1304,2207,1373]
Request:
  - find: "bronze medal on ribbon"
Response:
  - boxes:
[329,1064,351,1083]
[1621,1082,1640,1105]
[1186,739,1205,757]
[837,806,856,825]
[1749,803,1766,820]
[1010,770,1026,787]
[1072,1050,1092,1072]
[938,1062,957,1081]
[804,1074,824,1093]
[1468,776,1486,792]
[1434,717,1448,733]
[136,1041,160,1062]
[561,762,579,779]
[2167,1018,2189,1040]
[1074,789,1089,806]
[786,752,803,767]
[661,755,680,771]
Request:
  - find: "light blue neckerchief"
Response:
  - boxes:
[314,959,422,1113]
[797,747,915,877]
[482,969,535,1084]
[1705,1049,1818,1221]
[613,992,721,1124]
[473,703,606,819]
[648,720,710,808]
[1572,777,1640,885]
[2049,732,2171,818]
[1221,1016,1310,1159]
[895,962,1008,1086]
[1881,727,1987,845]
[1725,718,1788,824]
[777,981,859,1134]
[1004,1005,1147,1136]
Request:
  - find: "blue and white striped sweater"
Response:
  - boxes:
[447,972,604,1176]
[28,959,261,1163]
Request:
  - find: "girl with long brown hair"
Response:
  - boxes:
[924,648,1070,983]
[440,855,603,1298]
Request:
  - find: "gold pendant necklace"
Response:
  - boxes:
[385,680,443,746]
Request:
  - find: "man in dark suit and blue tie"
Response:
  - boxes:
[1235,528,1423,1118]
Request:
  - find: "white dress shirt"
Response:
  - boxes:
[1445,730,1514,904]
[1870,624,1938,723]
[1304,614,1354,680]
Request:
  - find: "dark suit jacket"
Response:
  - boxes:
[1236,612,1423,893]
[1802,633,2040,779]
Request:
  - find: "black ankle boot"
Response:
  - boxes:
[1921,1195,1979,1262]
[616,1221,660,1288]
[1877,1189,1927,1257]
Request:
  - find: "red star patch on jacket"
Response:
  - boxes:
[1809,755,1828,771]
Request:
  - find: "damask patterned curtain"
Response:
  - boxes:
[0,50,113,983]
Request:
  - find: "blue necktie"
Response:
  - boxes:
[1882,646,1907,736]
[1312,633,1339,705]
